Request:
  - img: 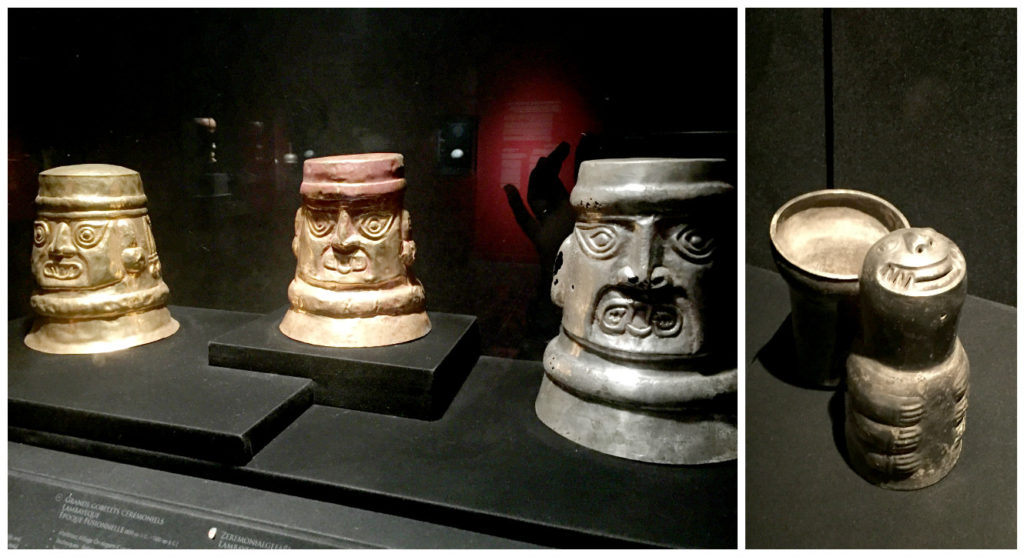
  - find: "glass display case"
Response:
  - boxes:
[8,8,738,549]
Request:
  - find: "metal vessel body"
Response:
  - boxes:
[279,153,430,347]
[845,228,968,489]
[770,189,909,387]
[535,158,736,464]
[25,164,179,354]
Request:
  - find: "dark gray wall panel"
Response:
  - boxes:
[745,9,828,273]
[831,9,1016,305]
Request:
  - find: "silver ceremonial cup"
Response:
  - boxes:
[535,158,737,464]
[769,189,909,387]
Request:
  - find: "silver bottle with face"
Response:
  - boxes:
[845,227,968,489]
[535,158,736,464]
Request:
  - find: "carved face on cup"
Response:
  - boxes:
[860,227,966,361]
[31,214,162,291]
[292,192,415,289]
[868,228,965,296]
[553,204,721,359]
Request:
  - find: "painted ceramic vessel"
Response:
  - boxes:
[279,153,430,347]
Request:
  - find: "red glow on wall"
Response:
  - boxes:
[474,66,596,263]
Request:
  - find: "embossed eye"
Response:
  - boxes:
[575,223,621,259]
[33,221,49,246]
[306,210,335,237]
[74,224,104,248]
[670,224,715,262]
[357,212,395,240]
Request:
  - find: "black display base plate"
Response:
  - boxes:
[10,355,736,548]
[8,307,314,465]
[207,307,480,420]
[241,355,736,548]
[746,265,1016,548]
[8,442,534,549]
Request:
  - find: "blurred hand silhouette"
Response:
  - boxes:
[502,140,584,357]
[502,141,575,272]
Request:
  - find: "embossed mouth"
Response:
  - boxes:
[879,258,958,292]
[322,247,369,274]
[595,288,682,339]
[43,261,83,280]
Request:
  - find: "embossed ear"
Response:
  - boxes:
[122,246,145,273]
[400,209,415,266]
[292,208,302,256]
[116,220,146,274]
[401,209,412,239]
[550,237,573,307]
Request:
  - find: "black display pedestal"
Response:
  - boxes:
[10,306,735,548]
[8,307,314,465]
[208,307,479,420]
[746,265,1016,549]
[240,356,737,548]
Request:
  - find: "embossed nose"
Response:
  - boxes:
[649,267,671,288]
[330,216,361,253]
[621,265,672,289]
[49,223,76,258]
[904,230,934,255]
[332,237,361,254]
[620,218,672,290]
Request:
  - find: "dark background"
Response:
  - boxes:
[746,8,1016,306]
[8,8,738,358]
